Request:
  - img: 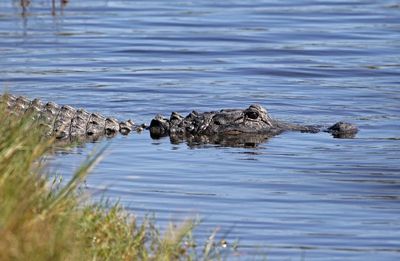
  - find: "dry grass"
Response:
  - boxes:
[0,97,231,260]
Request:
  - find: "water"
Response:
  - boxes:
[1,0,400,259]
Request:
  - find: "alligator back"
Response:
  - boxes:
[0,94,136,141]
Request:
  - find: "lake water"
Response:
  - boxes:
[1,0,400,259]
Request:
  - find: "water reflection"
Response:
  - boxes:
[14,0,69,38]
[53,0,69,16]
[150,129,358,148]
[19,0,29,17]
[17,0,69,16]
[153,132,271,148]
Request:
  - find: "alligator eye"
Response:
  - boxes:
[246,111,259,119]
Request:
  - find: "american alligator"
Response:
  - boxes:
[149,104,358,147]
[0,94,143,142]
[1,94,358,147]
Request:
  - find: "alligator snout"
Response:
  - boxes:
[327,122,358,138]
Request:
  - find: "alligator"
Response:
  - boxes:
[149,104,358,147]
[1,94,358,147]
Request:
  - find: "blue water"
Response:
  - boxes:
[1,0,400,259]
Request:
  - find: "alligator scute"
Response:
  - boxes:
[0,93,139,142]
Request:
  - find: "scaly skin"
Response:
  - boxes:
[0,94,139,141]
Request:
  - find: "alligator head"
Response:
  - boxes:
[149,104,358,147]
[150,104,279,137]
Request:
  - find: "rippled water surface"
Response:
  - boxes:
[1,0,400,259]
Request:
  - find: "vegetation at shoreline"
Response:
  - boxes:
[0,101,231,260]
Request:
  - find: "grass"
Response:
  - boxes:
[0,98,232,260]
